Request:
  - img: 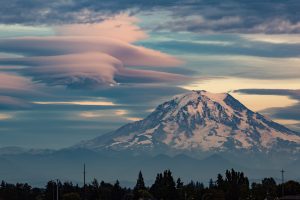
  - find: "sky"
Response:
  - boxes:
[0,0,299,149]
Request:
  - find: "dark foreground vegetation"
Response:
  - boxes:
[1,169,300,200]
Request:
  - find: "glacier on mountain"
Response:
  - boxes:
[76,90,300,155]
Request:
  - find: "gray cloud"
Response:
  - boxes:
[235,89,300,99]
[139,37,300,58]
[156,1,300,34]
[0,0,300,34]
[0,96,31,110]
[138,35,300,80]
[235,89,300,121]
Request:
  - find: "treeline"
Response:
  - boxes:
[1,169,300,200]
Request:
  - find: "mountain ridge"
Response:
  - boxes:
[76,90,300,156]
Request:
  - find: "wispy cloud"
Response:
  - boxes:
[79,112,104,118]
[0,113,13,120]
[33,101,116,106]
[241,34,300,44]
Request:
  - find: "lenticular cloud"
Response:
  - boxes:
[0,14,184,88]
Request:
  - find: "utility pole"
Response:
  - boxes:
[52,181,55,200]
[84,163,86,200]
[281,169,285,197]
[56,179,59,200]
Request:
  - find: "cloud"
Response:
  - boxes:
[0,113,12,120]
[33,100,116,106]
[235,89,300,99]
[0,96,31,110]
[250,18,300,34]
[152,1,300,34]
[157,14,300,34]
[141,36,300,58]
[235,89,300,122]
[0,73,36,110]
[13,52,121,88]
[155,14,243,33]
[240,34,300,44]
[1,0,300,34]
[0,50,184,88]
[0,73,34,91]
[126,117,143,121]
[140,34,300,79]
[79,112,104,119]
[54,14,148,43]
[0,14,184,88]
[0,37,182,67]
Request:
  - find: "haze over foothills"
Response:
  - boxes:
[0,1,299,152]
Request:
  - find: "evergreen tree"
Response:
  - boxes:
[134,171,146,191]
[112,180,124,200]
[150,170,177,200]
[216,169,250,200]
[216,174,224,189]
[176,178,184,189]
[134,171,151,200]
[209,179,215,189]
[2,168,300,200]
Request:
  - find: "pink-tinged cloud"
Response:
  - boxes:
[0,73,33,91]
[117,68,186,83]
[0,36,182,67]
[0,73,34,109]
[0,52,186,88]
[0,15,184,88]
[11,52,121,87]
[0,95,31,109]
[55,14,148,43]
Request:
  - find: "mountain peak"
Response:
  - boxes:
[175,90,228,103]
[174,90,233,109]
[76,90,300,155]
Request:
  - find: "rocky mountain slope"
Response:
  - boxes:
[76,90,300,156]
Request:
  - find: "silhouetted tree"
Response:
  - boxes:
[112,180,125,200]
[216,169,249,200]
[209,178,215,189]
[135,171,146,191]
[278,180,300,196]
[251,178,276,200]
[134,171,152,200]
[150,170,177,200]
[1,169,300,200]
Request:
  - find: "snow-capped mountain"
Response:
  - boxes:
[76,90,300,155]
